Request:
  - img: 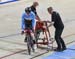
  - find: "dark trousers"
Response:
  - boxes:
[55,28,66,49]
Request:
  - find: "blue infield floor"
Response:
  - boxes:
[43,44,75,59]
[0,0,18,4]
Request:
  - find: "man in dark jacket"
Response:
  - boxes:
[47,7,66,51]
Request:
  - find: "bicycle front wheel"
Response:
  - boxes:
[27,35,31,55]
[27,35,34,55]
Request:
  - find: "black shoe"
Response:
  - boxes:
[54,48,62,52]
[33,40,36,44]
[62,47,66,51]
[24,37,27,42]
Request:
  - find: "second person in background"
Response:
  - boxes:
[30,2,41,21]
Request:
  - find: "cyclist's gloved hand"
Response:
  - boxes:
[21,31,24,35]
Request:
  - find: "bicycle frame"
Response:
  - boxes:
[25,29,31,35]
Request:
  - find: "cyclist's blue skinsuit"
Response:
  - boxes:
[21,11,36,31]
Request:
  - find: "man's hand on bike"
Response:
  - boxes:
[50,21,54,26]
[21,31,24,35]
